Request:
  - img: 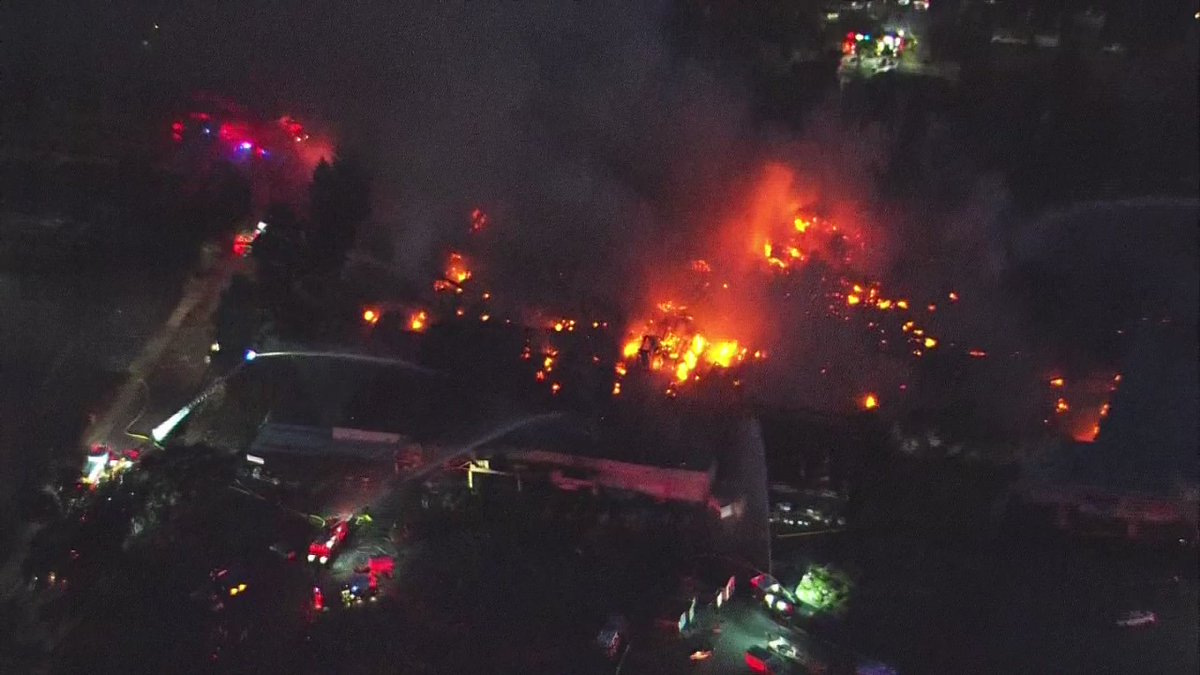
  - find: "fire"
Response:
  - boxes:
[362,308,380,325]
[675,362,690,383]
[1049,371,1121,442]
[622,339,641,359]
[408,310,427,332]
[617,301,756,392]
[862,393,879,410]
[446,252,472,284]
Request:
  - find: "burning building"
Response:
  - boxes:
[1015,323,1199,543]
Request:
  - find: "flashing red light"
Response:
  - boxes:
[171,122,184,132]
[368,557,395,577]
[232,232,255,257]
[312,586,325,611]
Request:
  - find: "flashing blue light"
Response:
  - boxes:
[244,349,258,361]
[203,126,211,135]
[351,585,359,592]
[259,149,269,157]
[239,141,253,151]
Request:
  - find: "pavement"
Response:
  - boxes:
[82,240,245,449]
[624,594,854,674]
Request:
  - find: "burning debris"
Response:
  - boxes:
[1043,371,1122,442]
[409,310,428,332]
[615,301,758,396]
[445,252,472,285]
[363,161,1138,436]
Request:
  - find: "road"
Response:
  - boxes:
[622,594,858,674]
[83,240,244,449]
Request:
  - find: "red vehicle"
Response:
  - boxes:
[746,646,787,673]
[307,520,350,565]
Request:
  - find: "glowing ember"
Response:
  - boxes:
[1049,377,1065,388]
[470,208,488,232]
[1055,398,1070,414]
[862,393,879,410]
[362,308,380,325]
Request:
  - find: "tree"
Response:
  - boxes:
[309,154,371,274]
[214,274,259,362]
[251,203,306,309]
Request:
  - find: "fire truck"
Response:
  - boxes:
[307,520,351,565]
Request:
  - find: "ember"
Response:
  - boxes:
[470,207,488,232]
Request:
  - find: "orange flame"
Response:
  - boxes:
[446,252,472,284]
[408,310,427,332]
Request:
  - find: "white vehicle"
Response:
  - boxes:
[767,635,800,660]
